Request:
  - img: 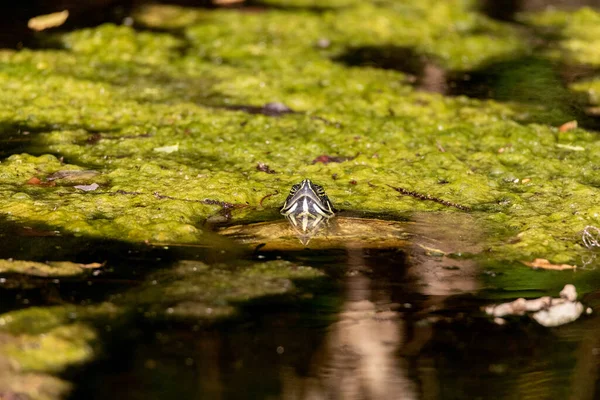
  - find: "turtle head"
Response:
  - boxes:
[281,179,335,238]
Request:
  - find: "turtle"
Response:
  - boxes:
[220,181,482,252]
[223,179,412,249]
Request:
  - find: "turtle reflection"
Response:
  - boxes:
[281,179,335,245]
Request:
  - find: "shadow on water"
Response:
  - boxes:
[68,276,339,400]
[67,244,418,400]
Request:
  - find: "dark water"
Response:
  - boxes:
[70,245,600,399]
[3,213,600,399]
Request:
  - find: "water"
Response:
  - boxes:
[3,212,599,399]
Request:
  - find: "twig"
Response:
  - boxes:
[259,191,278,207]
[386,184,471,211]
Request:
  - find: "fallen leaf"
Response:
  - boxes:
[559,120,578,132]
[28,10,69,31]
[25,177,56,187]
[74,183,99,191]
[26,177,41,185]
[522,258,576,270]
[153,144,179,153]
[80,262,105,269]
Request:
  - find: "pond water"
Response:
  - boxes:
[3,212,600,399]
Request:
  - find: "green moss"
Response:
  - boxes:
[0,319,95,399]
[0,303,121,400]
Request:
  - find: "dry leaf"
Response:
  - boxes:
[80,262,105,269]
[28,10,69,31]
[558,120,577,132]
[74,183,100,191]
[522,258,576,270]
[25,177,56,187]
[26,177,42,185]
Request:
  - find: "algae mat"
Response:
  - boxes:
[0,0,599,264]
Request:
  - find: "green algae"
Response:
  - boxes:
[0,303,120,400]
[3,323,97,373]
[0,258,103,276]
[0,1,599,265]
[115,259,324,320]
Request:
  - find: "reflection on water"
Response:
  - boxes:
[282,248,417,400]
[278,214,482,399]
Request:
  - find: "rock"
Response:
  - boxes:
[532,301,584,327]
[484,284,589,327]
